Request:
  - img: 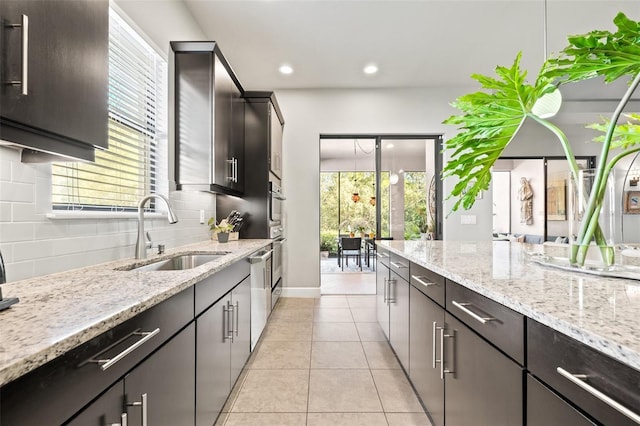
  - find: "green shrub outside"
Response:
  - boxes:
[320,231,339,254]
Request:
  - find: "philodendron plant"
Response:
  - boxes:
[443,12,640,267]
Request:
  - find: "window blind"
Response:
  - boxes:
[52,8,167,211]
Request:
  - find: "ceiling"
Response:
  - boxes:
[183,0,639,91]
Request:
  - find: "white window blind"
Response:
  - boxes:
[52,8,167,211]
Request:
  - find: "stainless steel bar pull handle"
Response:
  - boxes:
[127,393,147,426]
[412,275,438,287]
[556,367,640,424]
[387,279,396,303]
[452,301,496,324]
[108,413,127,426]
[97,328,160,371]
[223,303,235,341]
[234,301,239,336]
[440,328,455,379]
[390,261,408,269]
[5,14,29,95]
[383,277,388,303]
[432,321,444,370]
[226,158,234,182]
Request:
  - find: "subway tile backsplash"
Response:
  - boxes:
[0,146,216,282]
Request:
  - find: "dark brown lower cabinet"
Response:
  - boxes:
[444,312,523,425]
[196,276,251,426]
[527,374,596,426]
[66,382,124,426]
[389,270,410,371]
[376,259,390,340]
[409,285,445,426]
[67,323,196,425]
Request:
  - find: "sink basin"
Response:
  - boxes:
[125,252,230,272]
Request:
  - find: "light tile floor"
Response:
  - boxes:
[216,296,432,426]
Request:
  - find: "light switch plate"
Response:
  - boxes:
[199,210,205,224]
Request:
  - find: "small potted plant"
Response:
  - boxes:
[208,218,234,243]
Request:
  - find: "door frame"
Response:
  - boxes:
[319,133,444,241]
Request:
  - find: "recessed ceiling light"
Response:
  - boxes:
[386,143,394,149]
[363,64,378,75]
[279,64,293,75]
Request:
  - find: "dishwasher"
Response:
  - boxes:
[248,248,272,350]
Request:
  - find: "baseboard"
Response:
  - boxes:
[281,286,321,298]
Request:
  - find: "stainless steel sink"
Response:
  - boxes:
[124,252,230,272]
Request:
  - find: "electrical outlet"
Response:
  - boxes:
[199,210,205,224]
[460,214,477,225]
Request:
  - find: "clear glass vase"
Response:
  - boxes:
[568,169,615,268]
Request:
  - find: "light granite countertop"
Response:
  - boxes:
[0,239,271,387]
[379,240,640,373]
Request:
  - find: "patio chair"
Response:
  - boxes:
[339,237,362,271]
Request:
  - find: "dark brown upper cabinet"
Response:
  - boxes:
[0,0,108,161]
[171,42,245,196]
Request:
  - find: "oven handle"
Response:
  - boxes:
[249,250,273,263]
[271,193,286,201]
[275,238,287,246]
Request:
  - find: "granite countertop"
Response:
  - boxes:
[379,240,640,372]
[0,239,272,387]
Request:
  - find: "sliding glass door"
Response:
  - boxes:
[378,138,440,240]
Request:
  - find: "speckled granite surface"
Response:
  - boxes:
[379,240,640,373]
[0,239,271,387]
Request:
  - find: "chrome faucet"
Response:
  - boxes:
[135,194,179,259]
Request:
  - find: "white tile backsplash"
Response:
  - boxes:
[0,181,34,203]
[0,145,216,282]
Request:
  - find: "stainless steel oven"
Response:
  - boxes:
[270,225,285,309]
[269,181,285,224]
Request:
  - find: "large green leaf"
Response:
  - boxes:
[543,12,640,84]
[442,53,551,212]
[588,113,640,150]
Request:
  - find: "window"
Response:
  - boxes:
[51,8,167,211]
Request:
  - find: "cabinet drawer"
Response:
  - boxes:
[389,252,410,282]
[195,259,250,315]
[410,262,445,307]
[528,320,640,426]
[527,374,596,426]
[446,279,524,365]
[1,287,193,426]
[377,246,390,268]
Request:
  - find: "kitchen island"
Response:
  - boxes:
[377,240,640,426]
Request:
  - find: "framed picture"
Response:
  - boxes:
[625,191,640,214]
[547,179,566,221]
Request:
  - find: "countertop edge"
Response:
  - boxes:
[380,241,640,373]
[0,239,272,387]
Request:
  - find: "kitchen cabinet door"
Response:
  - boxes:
[389,271,409,371]
[0,0,108,160]
[376,260,390,340]
[444,312,523,426]
[409,285,445,426]
[196,293,233,426]
[269,102,283,179]
[66,382,125,426]
[213,54,233,190]
[229,74,245,193]
[173,42,245,196]
[527,374,596,426]
[231,276,251,385]
[124,323,195,426]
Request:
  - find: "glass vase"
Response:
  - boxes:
[568,169,615,268]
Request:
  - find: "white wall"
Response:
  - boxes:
[0,1,210,283]
[277,87,480,291]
